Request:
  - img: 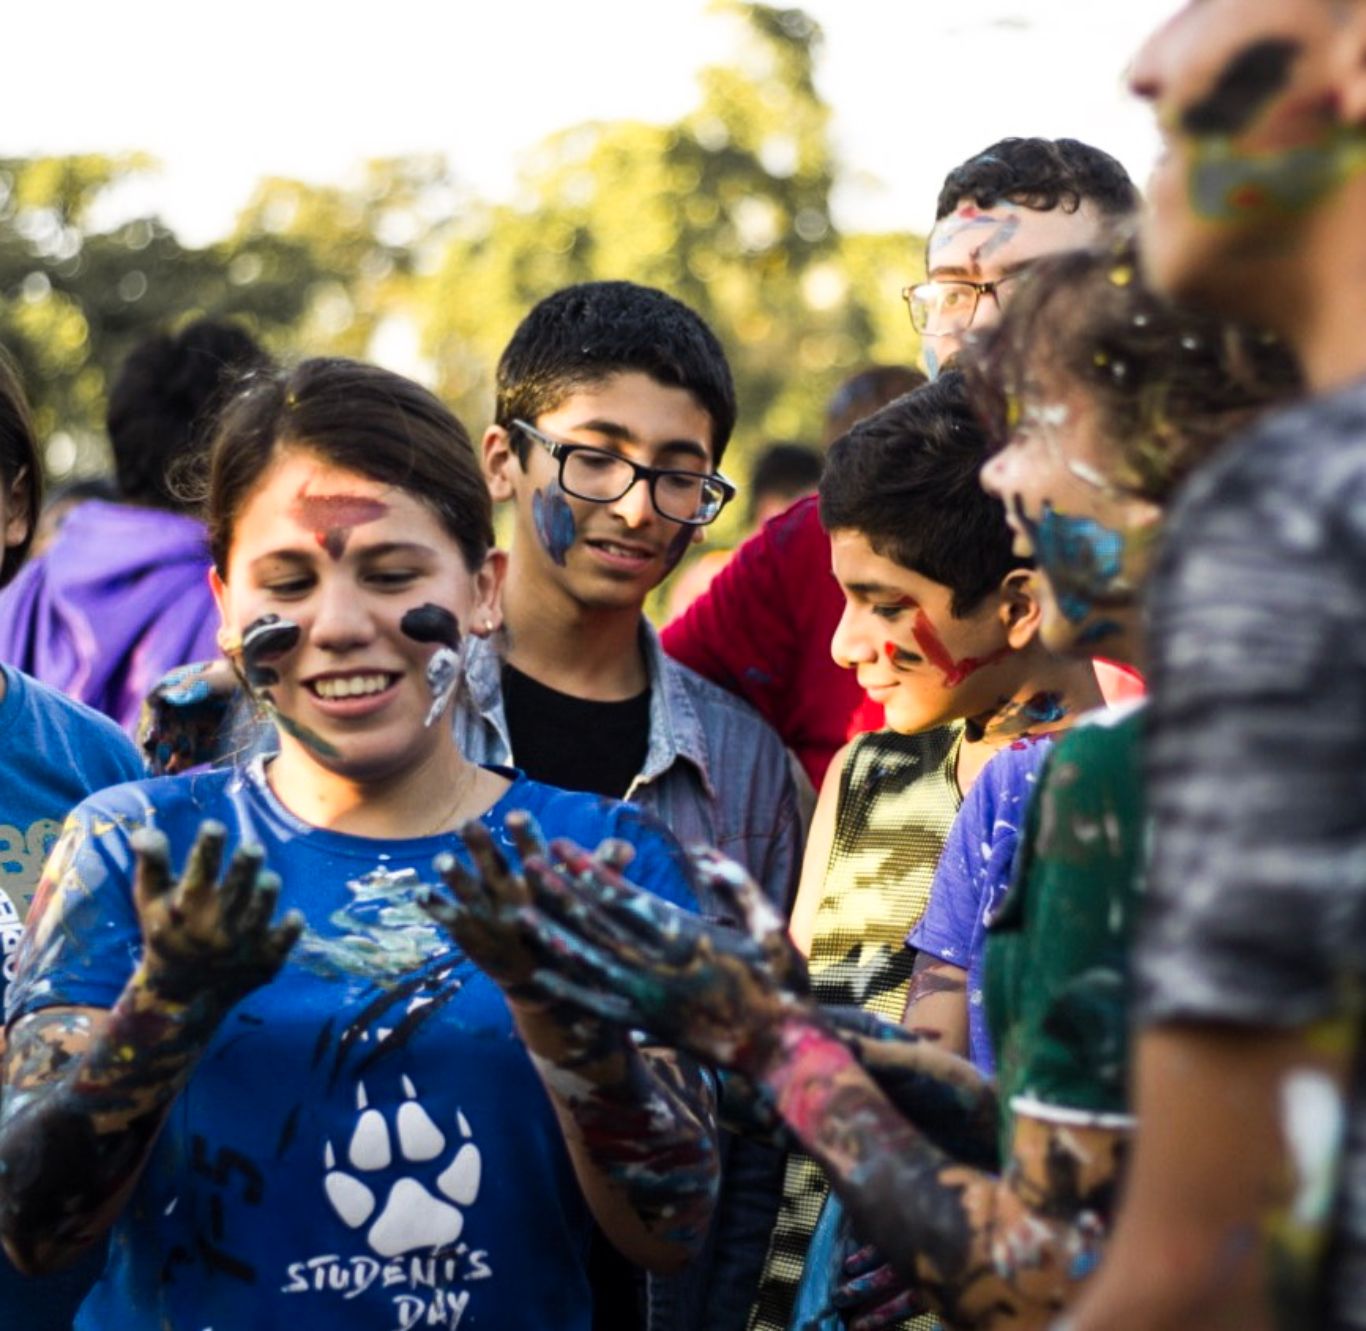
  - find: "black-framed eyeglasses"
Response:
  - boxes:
[513,419,737,526]
[900,274,1026,336]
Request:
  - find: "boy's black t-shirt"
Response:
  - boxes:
[501,662,651,800]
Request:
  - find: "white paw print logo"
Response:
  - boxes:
[324,1077,482,1258]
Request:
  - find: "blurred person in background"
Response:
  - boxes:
[0,318,268,734]
[29,477,119,558]
[822,365,926,448]
[665,440,824,621]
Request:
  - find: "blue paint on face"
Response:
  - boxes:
[923,341,942,382]
[1022,692,1068,724]
[1076,619,1123,646]
[1020,501,1127,624]
[532,481,577,566]
[663,525,693,574]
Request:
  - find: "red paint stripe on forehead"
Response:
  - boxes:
[290,494,389,531]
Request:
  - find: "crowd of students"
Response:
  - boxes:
[0,3,1362,1329]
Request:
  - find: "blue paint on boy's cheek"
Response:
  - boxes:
[532,482,577,566]
[664,526,693,574]
[923,341,942,382]
[1022,502,1127,624]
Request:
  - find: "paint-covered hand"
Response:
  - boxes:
[833,1245,929,1331]
[132,821,302,1008]
[511,839,818,1077]
[137,660,241,776]
[421,814,570,1003]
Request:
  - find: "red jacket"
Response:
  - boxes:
[662,497,858,788]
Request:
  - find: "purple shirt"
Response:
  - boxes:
[909,738,1053,1074]
[0,501,221,733]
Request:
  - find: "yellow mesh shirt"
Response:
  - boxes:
[749,725,963,1331]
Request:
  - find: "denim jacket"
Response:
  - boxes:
[452,624,805,1331]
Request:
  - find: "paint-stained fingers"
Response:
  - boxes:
[533,967,642,1028]
[522,855,686,980]
[217,843,266,930]
[236,865,283,935]
[458,819,528,906]
[551,838,692,946]
[845,1287,929,1331]
[690,848,784,944]
[266,905,306,964]
[504,810,549,868]
[833,1256,904,1307]
[130,828,175,912]
[420,872,468,935]
[433,850,489,911]
[592,837,636,873]
[178,820,228,912]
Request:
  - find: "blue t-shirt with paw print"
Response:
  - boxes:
[6,759,697,1331]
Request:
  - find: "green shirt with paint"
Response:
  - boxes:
[985,701,1147,1153]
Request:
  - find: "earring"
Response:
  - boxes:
[216,626,240,654]
[484,617,496,633]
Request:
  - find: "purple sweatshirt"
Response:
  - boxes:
[0,501,221,734]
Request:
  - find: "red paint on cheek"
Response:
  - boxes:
[290,490,388,559]
[911,611,1011,689]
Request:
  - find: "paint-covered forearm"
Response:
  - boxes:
[753,1019,1113,1331]
[0,976,236,1271]
[0,824,299,1274]
[522,1019,719,1269]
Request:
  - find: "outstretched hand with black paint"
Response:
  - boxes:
[502,838,820,1078]
[132,821,302,1010]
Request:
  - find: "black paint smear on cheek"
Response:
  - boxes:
[400,604,462,649]
[240,615,301,689]
[1181,39,1303,136]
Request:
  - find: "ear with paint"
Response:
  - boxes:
[997,568,1046,650]
[482,425,519,502]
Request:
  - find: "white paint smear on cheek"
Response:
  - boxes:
[1281,1069,1346,1227]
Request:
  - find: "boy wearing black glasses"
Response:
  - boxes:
[467,280,804,1331]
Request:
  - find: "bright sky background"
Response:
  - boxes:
[4,0,1181,244]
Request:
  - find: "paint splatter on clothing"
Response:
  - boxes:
[986,704,1146,1159]
[7,762,698,1331]
[911,735,1056,1076]
[1138,380,1366,1330]
[750,726,962,1331]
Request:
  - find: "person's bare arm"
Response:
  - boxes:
[789,739,851,955]
[901,953,970,1055]
[1062,1019,1354,1331]
[0,824,299,1273]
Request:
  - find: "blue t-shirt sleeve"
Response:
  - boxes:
[910,779,992,967]
[910,743,1050,965]
[6,794,145,1022]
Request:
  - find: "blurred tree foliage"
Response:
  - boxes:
[0,2,922,496]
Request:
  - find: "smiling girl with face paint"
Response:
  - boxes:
[0,358,719,1331]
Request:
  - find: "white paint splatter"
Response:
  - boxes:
[1281,1069,1346,1228]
